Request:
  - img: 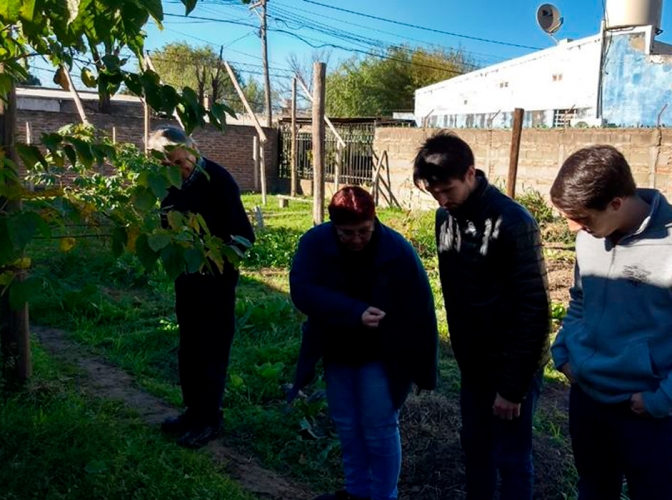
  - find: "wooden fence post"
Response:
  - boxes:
[507,108,524,198]
[312,62,326,225]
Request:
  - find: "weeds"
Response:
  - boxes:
[8,192,580,499]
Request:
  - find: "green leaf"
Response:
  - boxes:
[84,460,108,474]
[19,0,36,21]
[184,248,204,273]
[210,102,235,124]
[231,235,253,250]
[7,212,43,252]
[166,165,182,188]
[160,85,180,113]
[147,172,168,199]
[135,234,159,272]
[63,144,77,166]
[8,276,43,309]
[161,243,185,280]
[167,211,184,230]
[130,186,157,213]
[81,67,97,88]
[123,73,143,97]
[144,0,164,24]
[16,144,47,170]
[181,0,197,16]
[41,133,63,153]
[111,226,127,258]
[147,230,171,252]
[69,138,94,168]
[0,271,14,287]
[0,0,22,22]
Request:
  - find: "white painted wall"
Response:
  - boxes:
[414,35,603,125]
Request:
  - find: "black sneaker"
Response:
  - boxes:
[176,423,221,449]
[161,412,192,434]
[312,491,370,500]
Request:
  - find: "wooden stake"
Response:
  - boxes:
[507,108,524,199]
[259,138,267,206]
[0,76,32,384]
[62,65,89,125]
[312,62,326,226]
[253,135,260,191]
[143,99,150,155]
[290,77,298,197]
[223,60,267,143]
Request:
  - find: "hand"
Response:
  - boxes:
[493,393,521,420]
[559,362,575,383]
[361,306,386,328]
[630,392,648,417]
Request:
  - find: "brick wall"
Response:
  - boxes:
[15,109,278,192]
[374,127,672,210]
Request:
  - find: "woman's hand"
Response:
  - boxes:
[361,307,386,328]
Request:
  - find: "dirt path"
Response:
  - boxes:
[34,325,314,500]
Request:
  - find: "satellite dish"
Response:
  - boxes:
[537,3,564,34]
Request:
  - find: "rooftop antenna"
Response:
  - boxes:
[536,3,564,44]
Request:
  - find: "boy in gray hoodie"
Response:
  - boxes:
[550,145,672,500]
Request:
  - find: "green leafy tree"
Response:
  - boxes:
[0,0,250,385]
[150,42,266,115]
[326,45,474,117]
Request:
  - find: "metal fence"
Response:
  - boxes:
[278,122,375,185]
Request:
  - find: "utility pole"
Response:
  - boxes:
[251,0,272,127]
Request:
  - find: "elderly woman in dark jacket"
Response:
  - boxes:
[289,186,438,500]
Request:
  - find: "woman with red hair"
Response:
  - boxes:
[288,186,438,500]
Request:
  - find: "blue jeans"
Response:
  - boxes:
[459,370,543,500]
[325,362,401,500]
[570,384,672,500]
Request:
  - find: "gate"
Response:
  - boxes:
[278,121,375,185]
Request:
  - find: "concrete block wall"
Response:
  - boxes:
[14,109,278,192]
[374,127,672,211]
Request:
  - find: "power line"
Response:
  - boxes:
[301,0,542,50]
[163,12,467,76]
[270,3,502,65]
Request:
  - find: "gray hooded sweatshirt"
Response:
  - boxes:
[552,188,672,418]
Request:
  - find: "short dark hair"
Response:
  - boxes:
[413,131,474,188]
[328,186,375,225]
[550,145,636,216]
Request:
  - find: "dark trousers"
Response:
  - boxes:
[459,371,543,500]
[175,272,237,425]
[569,384,672,500]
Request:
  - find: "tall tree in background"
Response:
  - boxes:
[326,45,474,117]
[150,42,263,115]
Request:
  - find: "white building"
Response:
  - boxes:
[415,0,672,128]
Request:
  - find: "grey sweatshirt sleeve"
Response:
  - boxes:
[552,261,583,370]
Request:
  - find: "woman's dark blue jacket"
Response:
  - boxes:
[288,219,439,409]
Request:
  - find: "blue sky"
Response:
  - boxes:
[28,1,672,98]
